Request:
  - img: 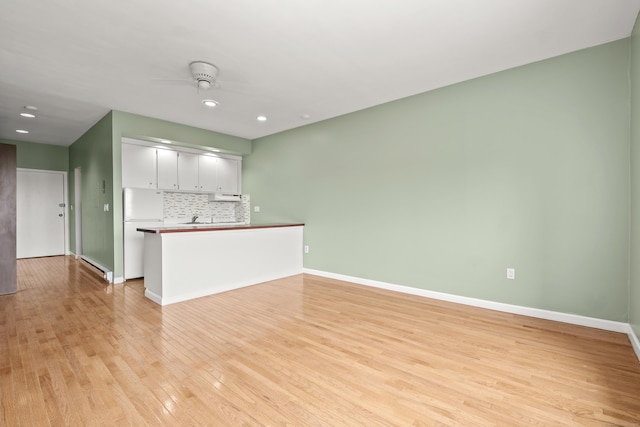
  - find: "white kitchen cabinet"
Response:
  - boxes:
[198,155,218,192]
[177,152,199,191]
[122,141,242,193]
[122,144,157,188]
[157,149,178,190]
[217,157,241,194]
[197,155,241,193]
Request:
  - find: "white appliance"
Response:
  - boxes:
[208,193,241,202]
[123,188,164,279]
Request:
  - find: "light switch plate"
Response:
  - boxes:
[506,268,515,280]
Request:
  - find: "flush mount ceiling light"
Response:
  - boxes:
[24,105,38,111]
[158,139,172,144]
[16,129,29,134]
[301,114,311,120]
[202,99,218,108]
[20,112,36,118]
[256,115,267,122]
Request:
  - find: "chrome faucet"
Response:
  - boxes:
[191,215,199,223]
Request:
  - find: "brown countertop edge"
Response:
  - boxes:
[137,223,305,234]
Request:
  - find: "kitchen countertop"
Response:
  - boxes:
[137,223,304,234]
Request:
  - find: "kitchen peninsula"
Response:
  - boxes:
[138,223,304,305]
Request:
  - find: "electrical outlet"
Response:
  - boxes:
[103,203,109,212]
[506,268,515,280]
[304,245,309,254]
[254,206,260,213]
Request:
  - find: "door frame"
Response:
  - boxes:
[17,168,69,256]
[74,167,82,258]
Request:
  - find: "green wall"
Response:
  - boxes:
[0,139,68,171]
[68,113,115,270]
[244,39,631,322]
[111,110,251,155]
[630,15,640,343]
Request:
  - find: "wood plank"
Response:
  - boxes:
[0,256,638,425]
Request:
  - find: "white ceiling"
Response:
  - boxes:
[1,0,639,147]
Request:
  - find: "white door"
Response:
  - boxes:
[17,170,66,258]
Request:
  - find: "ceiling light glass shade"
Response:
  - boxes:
[256,115,267,122]
[16,129,29,133]
[20,113,36,118]
[202,99,218,107]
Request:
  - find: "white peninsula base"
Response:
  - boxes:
[142,225,304,305]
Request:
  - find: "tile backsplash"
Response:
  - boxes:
[163,192,250,223]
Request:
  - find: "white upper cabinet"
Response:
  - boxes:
[122,144,157,188]
[217,157,241,194]
[177,152,199,191]
[122,141,242,193]
[157,149,178,190]
[198,155,218,192]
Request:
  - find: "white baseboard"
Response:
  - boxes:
[144,289,162,305]
[628,325,640,363]
[80,256,114,283]
[304,268,640,363]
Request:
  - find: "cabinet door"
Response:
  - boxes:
[177,152,199,191]
[198,155,218,192]
[217,157,240,194]
[122,144,157,188]
[157,149,178,190]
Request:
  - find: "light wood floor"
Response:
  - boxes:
[1,257,639,426]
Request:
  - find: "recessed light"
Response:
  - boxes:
[16,129,29,134]
[202,99,218,108]
[301,114,311,120]
[256,115,267,122]
[24,105,38,111]
[20,113,36,118]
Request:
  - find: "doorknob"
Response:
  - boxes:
[58,214,63,217]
